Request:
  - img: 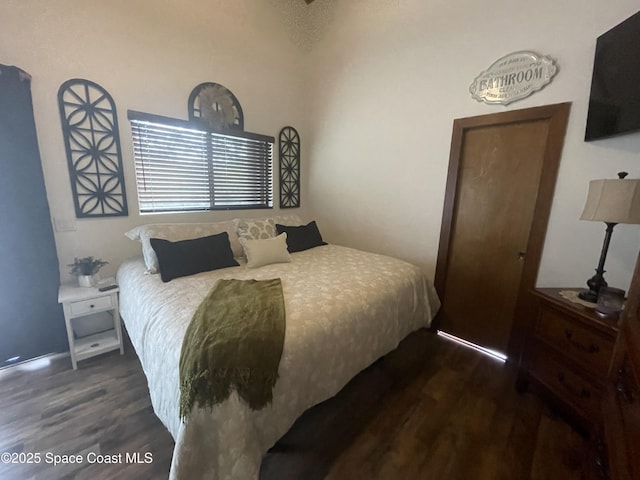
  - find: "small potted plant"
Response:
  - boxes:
[68,256,108,287]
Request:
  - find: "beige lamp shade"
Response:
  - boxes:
[581,177,640,224]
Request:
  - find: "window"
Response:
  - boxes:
[128,110,274,213]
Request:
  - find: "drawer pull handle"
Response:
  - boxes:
[615,382,633,403]
[557,372,591,398]
[564,330,599,353]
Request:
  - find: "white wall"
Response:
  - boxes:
[2,0,640,292]
[304,0,640,291]
[0,0,311,282]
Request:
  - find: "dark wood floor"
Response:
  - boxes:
[0,329,593,480]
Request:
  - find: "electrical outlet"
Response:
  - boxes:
[54,217,77,232]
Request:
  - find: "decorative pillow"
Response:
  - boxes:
[235,217,276,241]
[239,233,292,269]
[150,232,239,282]
[275,221,328,253]
[125,220,241,273]
[234,214,302,242]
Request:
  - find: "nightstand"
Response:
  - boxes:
[519,288,619,435]
[58,283,124,369]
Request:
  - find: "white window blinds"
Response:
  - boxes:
[128,110,273,213]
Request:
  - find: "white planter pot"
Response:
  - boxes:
[77,275,94,287]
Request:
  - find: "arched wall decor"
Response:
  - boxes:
[278,126,300,209]
[188,82,244,131]
[58,79,128,217]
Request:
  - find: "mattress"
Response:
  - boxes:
[117,244,440,479]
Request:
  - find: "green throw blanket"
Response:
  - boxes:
[179,278,286,418]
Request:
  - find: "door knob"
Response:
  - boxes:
[518,251,526,260]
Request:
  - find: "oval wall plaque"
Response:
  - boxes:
[469,51,557,105]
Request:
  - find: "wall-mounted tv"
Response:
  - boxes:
[585,10,640,141]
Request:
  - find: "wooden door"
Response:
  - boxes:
[435,103,571,358]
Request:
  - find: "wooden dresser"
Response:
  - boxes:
[519,288,619,435]
[601,255,640,480]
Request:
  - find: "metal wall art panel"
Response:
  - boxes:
[279,126,300,209]
[188,82,244,131]
[58,79,128,217]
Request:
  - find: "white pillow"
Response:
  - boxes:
[239,233,292,269]
[125,221,241,273]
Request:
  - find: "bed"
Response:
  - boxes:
[118,217,440,479]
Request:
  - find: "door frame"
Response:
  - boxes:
[434,102,571,361]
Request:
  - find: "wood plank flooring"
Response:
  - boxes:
[0,329,594,479]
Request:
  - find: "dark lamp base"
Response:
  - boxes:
[578,290,598,303]
[580,222,616,307]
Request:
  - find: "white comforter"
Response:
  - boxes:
[117,244,440,479]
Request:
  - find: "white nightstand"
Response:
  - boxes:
[58,283,124,369]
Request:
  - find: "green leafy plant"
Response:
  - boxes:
[68,256,108,276]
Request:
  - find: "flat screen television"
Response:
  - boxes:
[585,10,640,141]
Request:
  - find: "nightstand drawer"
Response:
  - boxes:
[69,295,113,316]
[536,305,614,377]
[529,347,602,420]
[59,283,123,370]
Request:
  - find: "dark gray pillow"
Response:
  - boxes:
[150,232,239,282]
[275,221,327,253]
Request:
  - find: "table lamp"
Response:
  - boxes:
[579,172,640,303]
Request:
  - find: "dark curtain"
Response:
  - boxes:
[0,65,66,366]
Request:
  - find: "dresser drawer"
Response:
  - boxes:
[529,346,603,421]
[69,295,113,316]
[535,305,614,378]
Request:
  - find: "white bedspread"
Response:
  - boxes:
[117,244,440,479]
